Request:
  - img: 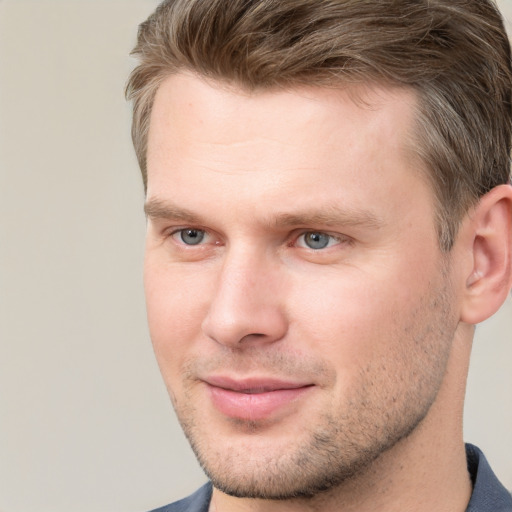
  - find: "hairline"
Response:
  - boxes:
[138,69,455,250]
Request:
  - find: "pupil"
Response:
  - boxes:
[181,229,204,245]
[306,232,329,249]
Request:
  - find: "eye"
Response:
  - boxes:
[296,231,340,250]
[173,228,207,245]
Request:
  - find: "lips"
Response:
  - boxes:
[203,376,313,421]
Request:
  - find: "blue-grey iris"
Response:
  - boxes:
[180,229,205,245]
[304,232,330,249]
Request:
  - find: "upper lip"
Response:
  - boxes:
[203,375,313,393]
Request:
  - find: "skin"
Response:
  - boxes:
[143,72,512,512]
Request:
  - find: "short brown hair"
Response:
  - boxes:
[126,0,512,250]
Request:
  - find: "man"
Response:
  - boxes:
[126,1,512,511]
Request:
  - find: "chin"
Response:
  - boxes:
[181,406,426,501]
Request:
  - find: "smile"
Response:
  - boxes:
[203,376,314,421]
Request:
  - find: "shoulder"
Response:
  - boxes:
[465,444,512,512]
[148,483,213,512]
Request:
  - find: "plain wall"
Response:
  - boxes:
[0,1,510,511]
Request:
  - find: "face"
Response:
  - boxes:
[144,73,459,499]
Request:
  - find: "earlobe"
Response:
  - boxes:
[460,184,512,325]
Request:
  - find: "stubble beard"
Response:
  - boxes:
[176,379,443,501]
[168,273,457,501]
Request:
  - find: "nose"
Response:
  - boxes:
[201,249,288,349]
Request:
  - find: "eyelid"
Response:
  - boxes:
[293,230,350,249]
[161,225,350,251]
[167,226,221,247]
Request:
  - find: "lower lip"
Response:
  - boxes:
[207,385,312,421]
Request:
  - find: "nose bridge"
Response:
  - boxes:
[201,244,287,348]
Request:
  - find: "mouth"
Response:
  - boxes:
[203,376,314,421]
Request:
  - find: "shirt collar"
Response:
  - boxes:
[465,443,512,511]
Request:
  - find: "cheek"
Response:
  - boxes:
[144,261,211,370]
[288,263,432,369]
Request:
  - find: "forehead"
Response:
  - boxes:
[147,73,419,168]
[146,73,429,224]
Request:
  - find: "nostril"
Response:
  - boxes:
[239,332,266,343]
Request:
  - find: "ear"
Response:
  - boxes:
[460,184,512,325]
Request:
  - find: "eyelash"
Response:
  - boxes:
[167,227,349,251]
[294,232,346,250]
[169,228,212,246]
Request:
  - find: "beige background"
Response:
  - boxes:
[0,1,511,511]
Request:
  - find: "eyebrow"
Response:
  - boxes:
[144,199,202,223]
[144,198,383,230]
[271,208,383,230]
